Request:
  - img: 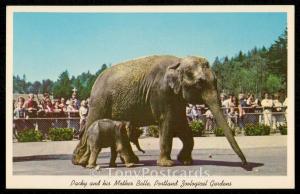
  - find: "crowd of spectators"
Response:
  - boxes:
[13,90,288,139]
[13,92,89,138]
[186,92,288,132]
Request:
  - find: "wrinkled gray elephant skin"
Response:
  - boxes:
[72,55,247,167]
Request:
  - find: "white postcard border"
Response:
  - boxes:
[6,5,295,189]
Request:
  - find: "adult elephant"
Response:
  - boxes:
[72,55,247,167]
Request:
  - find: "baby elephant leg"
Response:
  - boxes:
[119,155,125,164]
[119,152,135,168]
[86,144,101,169]
[109,146,117,167]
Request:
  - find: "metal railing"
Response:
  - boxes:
[13,107,288,140]
[13,117,81,138]
[188,111,287,135]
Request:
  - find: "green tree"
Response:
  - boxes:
[41,79,54,94]
[52,71,72,99]
[212,57,224,93]
[13,75,23,93]
[31,81,42,94]
[212,29,287,98]
[72,78,84,99]
[265,74,283,94]
[267,29,287,81]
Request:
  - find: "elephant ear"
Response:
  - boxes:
[116,122,127,136]
[165,62,182,94]
[124,122,131,137]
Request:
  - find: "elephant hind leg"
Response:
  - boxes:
[177,127,194,165]
[78,144,91,167]
[72,131,89,165]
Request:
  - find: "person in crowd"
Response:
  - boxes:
[238,93,247,129]
[227,95,238,129]
[13,97,27,136]
[44,99,54,113]
[59,97,67,114]
[196,104,205,122]
[14,97,26,119]
[37,99,44,112]
[272,93,285,129]
[191,105,199,120]
[186,104,193,122]
[70,92,80,110]
[39,93,50,109]
[53,100,64,128]
[220,93,227,107]
[23,93,38,116]
[40,99,54,138]
[204,108,214,133]
[67,100,79,132]
[222,94,234,115]
[36,98,47,139]
[283,96,288,122]
[86,98,90,108]
[246,94,259,124]
[261,92,274,128]
[78,100,89,137]
[23,93,38,129]
[53,100,61,111]
[58,98,69,128]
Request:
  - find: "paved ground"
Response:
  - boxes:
[12,136,287,176]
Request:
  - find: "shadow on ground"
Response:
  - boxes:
[13,154,263,171]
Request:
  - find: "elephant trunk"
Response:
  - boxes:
[204,91,247,165]
[134,140,145,154]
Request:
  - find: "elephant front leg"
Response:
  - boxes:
[86,145,101,169]
[109,146,117,167]
[157,121,174,167]
[177,125,194,165]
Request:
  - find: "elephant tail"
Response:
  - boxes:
[72,126,89,165]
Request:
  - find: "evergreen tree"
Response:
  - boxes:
[41,79,54,94]
[52,71,72,99]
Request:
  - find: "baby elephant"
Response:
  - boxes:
[86,119,144,169]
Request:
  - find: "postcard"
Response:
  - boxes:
[6,5,295,189]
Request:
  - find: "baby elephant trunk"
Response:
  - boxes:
[134,140,145,154]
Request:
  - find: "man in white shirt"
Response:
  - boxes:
[283,97,288,123]
[204,109,214,132]
[191,105,199,120]
[222,94,233,114]
[261,92,273,128]
[272,93,284,129]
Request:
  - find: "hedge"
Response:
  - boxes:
[48,128,74,141]
[244,124,271,136]
[16,129,43,142]
[189,120,205,137]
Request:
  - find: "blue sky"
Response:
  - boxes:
[13,12,287,82]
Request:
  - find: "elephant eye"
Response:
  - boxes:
[186,71,194,79]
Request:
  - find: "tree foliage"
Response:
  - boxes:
[212,29,287,98]
[52,70,72,99]
[13,64,108,100]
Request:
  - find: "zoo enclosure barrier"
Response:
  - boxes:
[13,108,287,139]
[189,106,287,135]
[13,117,82,139]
